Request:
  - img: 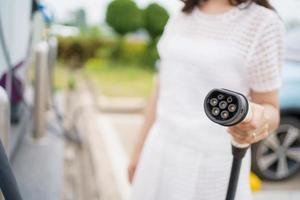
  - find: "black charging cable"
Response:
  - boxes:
[226,146,248,200]
[204,88,252,200]
[0,139,22,200]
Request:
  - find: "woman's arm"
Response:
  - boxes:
[250,90,280,132]
[227,90,280,144]
[128,79,159,183]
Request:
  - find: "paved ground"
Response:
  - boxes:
[11,110,65,200]
[62,89,101,200]
[61,81,124,200]
[12,128,64,200]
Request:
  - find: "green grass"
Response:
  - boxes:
[54,62,76,91]
[82,58,155,97]
[27,62,74,91]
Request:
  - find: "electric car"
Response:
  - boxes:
[252,28,300,181]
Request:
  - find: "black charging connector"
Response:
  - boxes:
[204,88,251,200]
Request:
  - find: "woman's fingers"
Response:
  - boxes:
[227,128,250,143]
[227,124,269,144]
[235,103,266,131]
[128,165,135,184]
[227,102,270,144]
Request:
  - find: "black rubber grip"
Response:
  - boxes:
[0,140,22,200]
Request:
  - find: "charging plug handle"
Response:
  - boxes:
[232,145,248,160]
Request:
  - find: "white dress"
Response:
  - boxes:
[132,3,284,200]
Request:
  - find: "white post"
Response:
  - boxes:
[33,42,49,139]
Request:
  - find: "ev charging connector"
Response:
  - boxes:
[204,88,252,200]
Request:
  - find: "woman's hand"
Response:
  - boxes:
[127,79,159,184]
[128,153,140,184]
[227,102,270,144]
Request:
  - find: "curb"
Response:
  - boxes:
[73,80,122,200]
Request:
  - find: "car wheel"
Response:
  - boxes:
[252,116,300,181]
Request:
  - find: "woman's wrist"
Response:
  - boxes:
[261,103,280,132]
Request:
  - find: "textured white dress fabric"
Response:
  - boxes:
[131,3,284,200]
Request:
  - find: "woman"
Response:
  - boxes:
[129,0,284,199]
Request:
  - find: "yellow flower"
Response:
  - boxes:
[250,172,262,192]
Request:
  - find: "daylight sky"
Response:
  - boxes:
[45,0,182,24]
[44,0,299,25]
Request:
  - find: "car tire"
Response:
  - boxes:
[252,116,300,181]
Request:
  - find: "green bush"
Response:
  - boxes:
[83,58,155,97]
[143,37,160,68]
[120,40,147,63]
[143,3,169,41]
[142,3,169,68]
[106,0,143,36]
[81,26,103,38]
[106,0,143,59]
[57,36,102,68]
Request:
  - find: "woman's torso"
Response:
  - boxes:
[154,2,281,151]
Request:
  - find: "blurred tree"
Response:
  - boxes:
[143,3,169,43]
[105,0,143,59]
[143,3,169,68]
[106,0,143,35]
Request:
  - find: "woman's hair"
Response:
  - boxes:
[181,0,274,13]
